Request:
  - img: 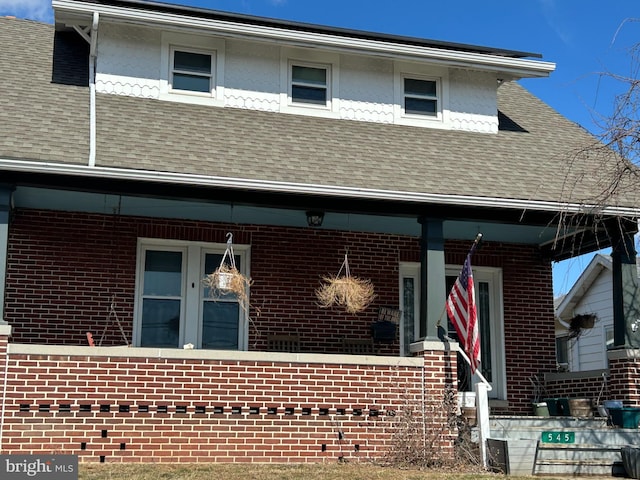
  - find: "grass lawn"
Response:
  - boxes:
[77,462,562,480]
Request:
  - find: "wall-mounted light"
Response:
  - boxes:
[306,210,324,227]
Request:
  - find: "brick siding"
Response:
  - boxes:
[4,209,556,417]
[0,339,456,463]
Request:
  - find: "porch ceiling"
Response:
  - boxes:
[8,178,630,262]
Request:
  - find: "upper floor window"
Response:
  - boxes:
[290,62,330,107]
[403,77,438,116]
[171,47,214,95]
[160,33,225,106]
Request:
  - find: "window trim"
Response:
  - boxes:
[133,238,250,350]
[169,46,215,96]
[394,63,448,128]
[160,32,225,106]
[280,48,339,117]
[289,61,330,109]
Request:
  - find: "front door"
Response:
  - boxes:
[400,263,505,398]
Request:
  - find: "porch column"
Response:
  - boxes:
[611,223,639,348]
[418,218,446,340]
[0,184,13,325]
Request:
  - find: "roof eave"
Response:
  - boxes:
[555,254,612,318]
[2,158,637,218]
[52,0,556,79]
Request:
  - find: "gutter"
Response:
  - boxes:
[52,0,555,79]
[1,158,639,218]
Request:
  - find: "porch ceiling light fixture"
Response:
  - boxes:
[306,210,324,227]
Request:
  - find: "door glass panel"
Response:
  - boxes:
[140,250,183,348]
[202,302,239,349]
[446,276,492,390]
[143,251,182,296]
[141,299,180,348]
[477,281,492,382]
[402,277,416,356]
[202,252,242,349]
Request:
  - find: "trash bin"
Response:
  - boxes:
[622,446,640,479]
[609,408,640,428]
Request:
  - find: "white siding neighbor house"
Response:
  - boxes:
[555,254,640,372]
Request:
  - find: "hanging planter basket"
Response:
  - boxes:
[202,233,252,311]
[316,253,376,314]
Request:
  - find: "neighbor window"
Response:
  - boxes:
[605,325,614,349]
[134,239,249,349]
[290,63,328,106]
[170,48,214,94]
[556,335,569,365]
[403,77,438,116]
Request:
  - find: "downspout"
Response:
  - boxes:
[89,12,99,167]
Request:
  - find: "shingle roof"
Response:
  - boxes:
[0,18,89,165]
[1,16,638,211]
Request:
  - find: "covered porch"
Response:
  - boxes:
[0,180,638,463]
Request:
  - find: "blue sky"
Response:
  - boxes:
[2,0,639,296]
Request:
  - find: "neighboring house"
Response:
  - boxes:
[0,0,639,463]
[556,254,639,372]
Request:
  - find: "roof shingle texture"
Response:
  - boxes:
[1,17,638,209]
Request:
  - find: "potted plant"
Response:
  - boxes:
[316,253,375,314]
[202,233,252,312]
[530,374,549,416]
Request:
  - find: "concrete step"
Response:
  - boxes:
[533,443,625,477]
[487,416,640,476]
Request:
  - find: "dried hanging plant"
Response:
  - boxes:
[316,253,376,313]
[202,233,252,312]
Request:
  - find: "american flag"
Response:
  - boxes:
[446,247,480,373]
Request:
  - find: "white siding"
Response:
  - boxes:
[96,23,161,99]
[569,268,613,371]
[94,22,500,133]
[449,69,498,133]
[224,39,280,112]
[339,54,395,123]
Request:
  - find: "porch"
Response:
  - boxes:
[0,328,458,463]
[488,365,640,477]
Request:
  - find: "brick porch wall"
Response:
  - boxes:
[0,337,457,463]
[5,209,557,414]
[543,370,610,408]
[608,350,640,406]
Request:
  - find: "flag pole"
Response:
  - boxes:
[436,233,483,328]
[444,233,491,469]
[471,232,483,252]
